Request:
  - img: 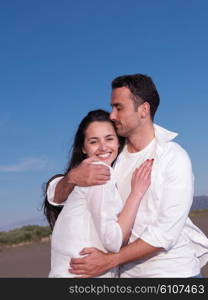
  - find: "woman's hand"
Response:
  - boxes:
[131,159,154,198]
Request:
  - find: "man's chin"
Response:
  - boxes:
[116,129,127,137]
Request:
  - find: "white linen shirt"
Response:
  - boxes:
[47,124,208,277]
[48,162,123,278]
[113,124,208,277]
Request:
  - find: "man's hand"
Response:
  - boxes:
[53,156,110,204]
[69,247,117,278]
[68,156,111,186]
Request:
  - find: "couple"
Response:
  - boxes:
[44,73,208,278]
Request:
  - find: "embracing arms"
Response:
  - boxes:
[49,156,111,204]
[69,144,194,277]
[87,159,154,253]
[69,238,161,278]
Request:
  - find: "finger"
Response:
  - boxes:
[90,174,111,184]
[79,247,95,255]
[138,159,153,175]
[70,263,86,270]
[79,274,92,278]
[141,160,154,179]
[91,180,108,186]
[133,162,152,183]
[93,165,111,175]
[84,155,99,163]
[142,164,153,181]
[70,258,85,264]
[95,174,111,180]
[69,268,87,275]
[135,159,150,177]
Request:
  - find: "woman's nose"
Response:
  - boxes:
[98,142,107,151]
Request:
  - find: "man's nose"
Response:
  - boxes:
[110,109,116,120]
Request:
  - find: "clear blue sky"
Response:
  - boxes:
[0,0,208,229]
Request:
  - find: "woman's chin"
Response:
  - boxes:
[97,158,114,166]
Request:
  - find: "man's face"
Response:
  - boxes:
[110,87,142,137]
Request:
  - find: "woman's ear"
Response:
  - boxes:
[82,147,87,154]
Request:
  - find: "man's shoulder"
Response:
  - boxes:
[161,141,192,167]
[166,141,189,155]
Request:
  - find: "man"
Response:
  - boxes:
[47,74,208,277]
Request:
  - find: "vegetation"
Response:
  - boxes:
[1,209,207,247]
[189,208,208,217]
[0,225,51,247]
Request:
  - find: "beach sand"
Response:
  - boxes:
[0,212,207,278]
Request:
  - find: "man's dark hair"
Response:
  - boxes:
[111,74,160,120]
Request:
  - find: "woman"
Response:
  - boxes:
[43,109,153,278]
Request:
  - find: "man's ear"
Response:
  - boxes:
[140,102,150,119]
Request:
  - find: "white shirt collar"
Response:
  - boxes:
[153,123,178,143]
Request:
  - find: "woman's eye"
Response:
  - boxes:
[90,141,97,144]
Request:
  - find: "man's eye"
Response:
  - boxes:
[90,141,96,144]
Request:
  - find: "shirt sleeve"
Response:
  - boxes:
[47,176,64,206]
[86,166,123,253]
[140,143,194,251]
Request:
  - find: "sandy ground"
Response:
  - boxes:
[0,212,207,278]
[0,240,51,278]
[190,212,208,277]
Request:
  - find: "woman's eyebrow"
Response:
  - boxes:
[105,134,116,137]
[87,134,116,141]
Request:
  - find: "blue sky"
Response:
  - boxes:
[0,0,208,229]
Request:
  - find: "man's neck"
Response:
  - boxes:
[127,122,155,153]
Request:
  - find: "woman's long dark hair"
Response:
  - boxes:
[43,109,125,230]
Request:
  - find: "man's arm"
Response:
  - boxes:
[53,174,75,204]
[52,156,111,204]
[69,239,162,277]
[69,145,193,277]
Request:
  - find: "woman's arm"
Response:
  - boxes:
[117,159,153,244]
[87,159,153,252]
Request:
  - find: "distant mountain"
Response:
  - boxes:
[191,195,208,211]
[0,216,48,232]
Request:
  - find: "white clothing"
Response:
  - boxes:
[48,162,123,278]
[47,124,208,278]
[114,124,208,277]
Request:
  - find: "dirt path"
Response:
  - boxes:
[189,212,208,277]
[0,240,51,278]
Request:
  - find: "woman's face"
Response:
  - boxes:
[83,121,119,165]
